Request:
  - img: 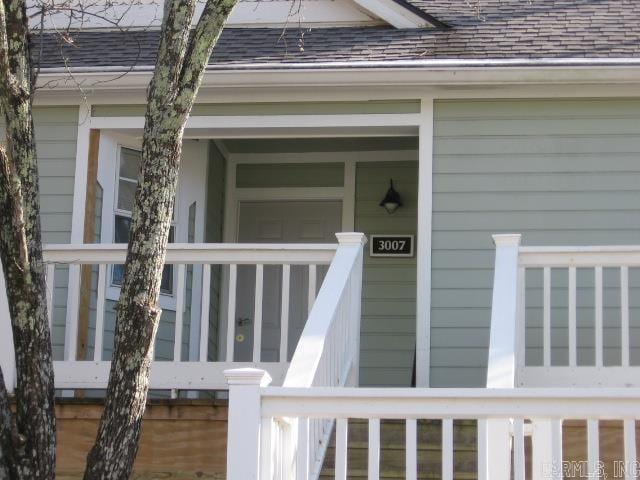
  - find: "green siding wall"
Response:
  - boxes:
[32,106,78,359]
[356,161,418,387]
[236,163,344,188]
[431,98,640,387]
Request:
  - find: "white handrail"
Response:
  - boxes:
[284,233,366,388]
[225,233,367,480]
[261,387,640,419]
[519,245,640,267]
[281,232,366,480]
[42,243,336,264]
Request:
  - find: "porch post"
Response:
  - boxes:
[416,98,434,387]
[65,103,93,365]
[225,368,272,480]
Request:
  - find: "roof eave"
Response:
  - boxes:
[36,59,640,91]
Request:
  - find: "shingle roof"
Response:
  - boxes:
[34,0,640,70]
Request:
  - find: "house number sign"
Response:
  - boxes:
[369,235,414,257]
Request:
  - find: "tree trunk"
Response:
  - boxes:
[0,0,56,476]
[83,0,237,477]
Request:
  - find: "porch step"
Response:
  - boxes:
[319,419,478,480]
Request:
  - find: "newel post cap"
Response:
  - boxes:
[492,233,522,247]
[224,368,272,387]
[336,232,368,246]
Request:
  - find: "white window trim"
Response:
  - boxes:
[104,140,179,310]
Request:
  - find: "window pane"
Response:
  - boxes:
[161,227,175,294]
[114,215,131,243]
[117,180,136,212]
[119,148,141,180]
[160,265,173,294]
[112,264,124,286]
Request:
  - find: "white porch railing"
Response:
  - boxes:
[0,237,370,393]
[225,380,640,480]
[226,232,366,480]
[488,234,640,389]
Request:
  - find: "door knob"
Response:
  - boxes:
[237,317,251,326]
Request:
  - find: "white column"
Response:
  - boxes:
[224,368,272,480]
[0,264,15,393]
[65,103,92,365]
[485,234,522,480]
[486,233,522,388]
[416,97,434,387]
[335,232,367,387]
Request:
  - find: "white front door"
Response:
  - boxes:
[234,200,342,362]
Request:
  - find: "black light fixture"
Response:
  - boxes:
[379,178,403,214]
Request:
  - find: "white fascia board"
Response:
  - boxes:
[350,0,437,28]
[35,61,640,93]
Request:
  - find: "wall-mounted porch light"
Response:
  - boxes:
[379,179,403,214]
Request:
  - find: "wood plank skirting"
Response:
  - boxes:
[51,400,640,480]
[55,399,228,479]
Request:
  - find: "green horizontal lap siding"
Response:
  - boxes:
[356,161,418,387]
[431,98,640,387]
[1,106,79,359]
[236,162,344,188]
[91,100,420,117]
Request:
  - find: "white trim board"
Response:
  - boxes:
[416,97,433,388]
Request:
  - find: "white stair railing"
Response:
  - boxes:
[225,232,367,480]
[226,382,640,480]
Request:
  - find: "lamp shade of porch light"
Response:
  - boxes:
[379,179,403,214]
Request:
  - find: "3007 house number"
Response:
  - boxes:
[369,235,414,257]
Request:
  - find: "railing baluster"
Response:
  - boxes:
[624,419,637,480]
[532,419,563,480]
[226,264,237,362]
[260,416,274,480]
[442,419,454,480]
[569,266,577,367]
[543,267,551,367]
[199,264,211,362]
[517,266,526,369]
[513,419,525,480]
[297,417,310,480]
[587,419,600,478]
[368,418,380,480]
[65,264,81,361]
[595,266,603,368]
[406,418,417,480]
[308,264,317,316]
[173,263,186,361]
[280,264,290,363]
[253,264,264,362]
[93,264,106,361]
[46,263,55,330]
[621,266,630,367]
[335,418,348,480]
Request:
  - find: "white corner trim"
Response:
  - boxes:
[64,103,91,362]
[416,97,433,388]
[351,0,434,28]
